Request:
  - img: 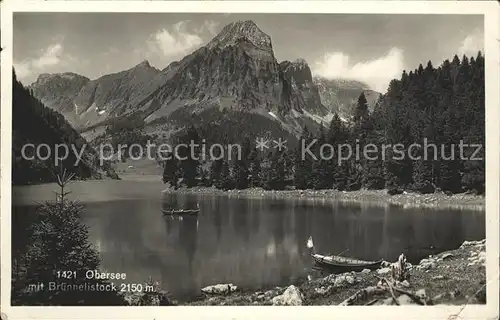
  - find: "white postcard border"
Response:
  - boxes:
[1,1,498,319]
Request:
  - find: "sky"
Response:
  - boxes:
[13,13,484,93]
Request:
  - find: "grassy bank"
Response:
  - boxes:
[164,186,485,211]
[182,239,486,306]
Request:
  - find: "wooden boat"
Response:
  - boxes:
[162,208,200,216]
[311,253,383,272]
[307,236,383,272]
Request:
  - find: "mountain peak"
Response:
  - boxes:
[230,19,258,29]
[36,73,53,83]
[33,72,88,86]
[206,20,272,52]
[136,60,151,68]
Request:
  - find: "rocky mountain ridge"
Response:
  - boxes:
[29,72,90,125]
[28,20,381,141]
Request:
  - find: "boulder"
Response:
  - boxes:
[380,297,395,305]
[460,239,485,248]
[264,290,278,298]
[255,293,266,300]
[415,289,427,300]
[271,285,304,306]
[314,286,332,296]
[441,253,453,260]
[477,251,486,266]
[201,283,237,295]
[333,274,355,287]
[397,294,418,305]
[416,259,436,271]
[377,267,391,275]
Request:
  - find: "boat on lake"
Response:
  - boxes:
[307,236,383,272]
[162,208,200,216]
[162,203,200,216]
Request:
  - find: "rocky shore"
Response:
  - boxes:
[181,239,486,306]
[165,187,485,211]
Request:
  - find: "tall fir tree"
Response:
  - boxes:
[233,136,252,189]
[294,125,314,189]
[327,114,350,190]
[162,152,179,188]
[263,150,287,190]
[247,147,262,188]
[312,125,332,189]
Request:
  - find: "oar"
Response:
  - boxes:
[336,248,350,257]
[325,248,349,257]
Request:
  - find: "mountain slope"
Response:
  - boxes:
[29,72,90,126]
[12,70,119,185]
[72,60,176,129]
[313,77,382,121]
[279,59,327,117]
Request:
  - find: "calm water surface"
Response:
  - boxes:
[12,180,485,300]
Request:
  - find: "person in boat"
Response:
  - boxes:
[306,236,315,254]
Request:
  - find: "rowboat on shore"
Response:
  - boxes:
[307,236,383,272]
[311,253,383,272]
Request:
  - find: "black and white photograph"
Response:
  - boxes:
[1,1,499,318]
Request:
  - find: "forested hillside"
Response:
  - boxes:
[164,53,485,195]
[12,70,119,185]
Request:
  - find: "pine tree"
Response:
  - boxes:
[327,114,350,190]
[177,125,200,187]
[384,79,414,190]
[248,148,262,188]
[162,152,179,188]
[13,167,124,305]
[362,126,385,190]
[348,91,374,191]
[263,150,287,190]
[439,104,462,193]
[217,159,234,190]
[410,61,437,193]
[312,125,331,189]
[353,92,369,125]
[210,158,223,187]
[294,125,314,189]
[233,136,251,189]
[461,51,485,194]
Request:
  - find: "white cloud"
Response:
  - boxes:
[13,62,32,80]
[31,43,63,69]
[458,30,484,57]
[14,43,76,83]
[195,20,220,36]
[147,20,205,58]
[312,48,405,93]
[102,46,120,57]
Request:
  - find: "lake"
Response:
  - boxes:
[12,180,485,300]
